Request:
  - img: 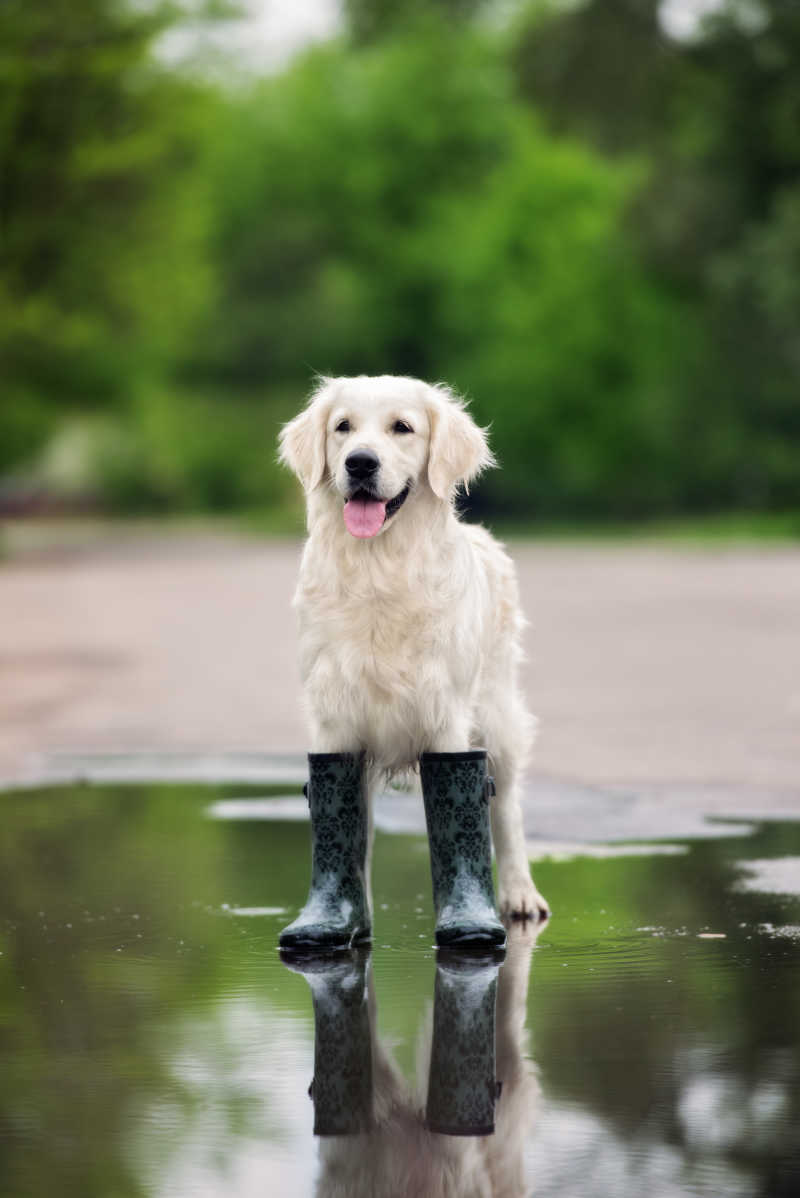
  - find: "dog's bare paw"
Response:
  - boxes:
[497,871,550,922]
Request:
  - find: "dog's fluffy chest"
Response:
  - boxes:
[294,534,483,760]
[297,575,458,690]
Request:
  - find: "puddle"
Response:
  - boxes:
[1,781,799,1197]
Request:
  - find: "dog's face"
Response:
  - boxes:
[279,375,494,540]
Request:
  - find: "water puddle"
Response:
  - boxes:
[1,781,799,1197]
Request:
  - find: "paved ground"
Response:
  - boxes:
[2,527,799,818]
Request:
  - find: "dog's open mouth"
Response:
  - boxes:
[343,484,410,539]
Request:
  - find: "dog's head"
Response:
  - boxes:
[279,375,494,539]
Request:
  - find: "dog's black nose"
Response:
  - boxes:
[345,448,380,479]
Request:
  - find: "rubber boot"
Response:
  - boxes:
[281,947,373,1135]
[420,750,507,948]
[426,948,503,1135]
[279,752,371,951]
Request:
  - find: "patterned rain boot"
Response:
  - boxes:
[279,752,371,951]
[282,947,373,1136]
[426,949,503,1135]
[420,750,507,948]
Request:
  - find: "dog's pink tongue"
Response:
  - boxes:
[344,496,387,538]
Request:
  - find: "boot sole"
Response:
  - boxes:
[279,926,372,952]
[435,927,506,949]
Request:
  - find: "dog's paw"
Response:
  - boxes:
[497,870,550,922]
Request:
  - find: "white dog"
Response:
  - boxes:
[279,374,547,919]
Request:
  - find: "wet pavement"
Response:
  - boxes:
[2,534,799,791]
[2,780,799,1198]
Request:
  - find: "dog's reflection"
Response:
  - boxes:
[282,921,544,1197]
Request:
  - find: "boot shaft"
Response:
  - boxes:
[420,750,496,910]
[420,750,506,949]
[306,751,368,892]
[279,751,371,951]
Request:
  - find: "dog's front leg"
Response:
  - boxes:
[306,716,378,907]
[278,709,376,947]
[419,742,507,948]
[489,755,550,921]
[424,713,473,754]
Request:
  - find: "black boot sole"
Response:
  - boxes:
[279,925,372,954]
[435,925,507,949]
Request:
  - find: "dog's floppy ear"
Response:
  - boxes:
[425,383,496,500]
[278,379,334,491]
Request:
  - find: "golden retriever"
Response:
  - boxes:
[279,375,547,919]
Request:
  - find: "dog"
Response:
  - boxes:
[279,374,548,920]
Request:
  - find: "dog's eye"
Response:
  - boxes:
[392,421,413,435]
[335,419,351,434]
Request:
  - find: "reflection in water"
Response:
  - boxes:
[425,949,501,1136]
[1,784,800,1197]
[286,951,374,1137]
[284,925,541,1197]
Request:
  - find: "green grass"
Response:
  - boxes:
[487,509,800,544]
[2,507,799,563]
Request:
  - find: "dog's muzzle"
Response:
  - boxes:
[345,448,380,482]
[343,481,410,539]
[384,485,410,518]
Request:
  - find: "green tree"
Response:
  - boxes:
[512,0,800,510]
[343,0,490,45]
[430,120,699,516]
[0,0,220,473]
[189,32,515,388]
[192,29,695,516]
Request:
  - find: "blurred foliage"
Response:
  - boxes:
[343,0,491,44]
[1,0,798,519]
[513,0,800,512]
[0,1,220,474]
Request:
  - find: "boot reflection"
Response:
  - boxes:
[426,948,504,1136]
[282,919,547,1196]
[281,946,373,1136]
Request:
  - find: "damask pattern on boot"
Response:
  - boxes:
[420,750,506,948]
